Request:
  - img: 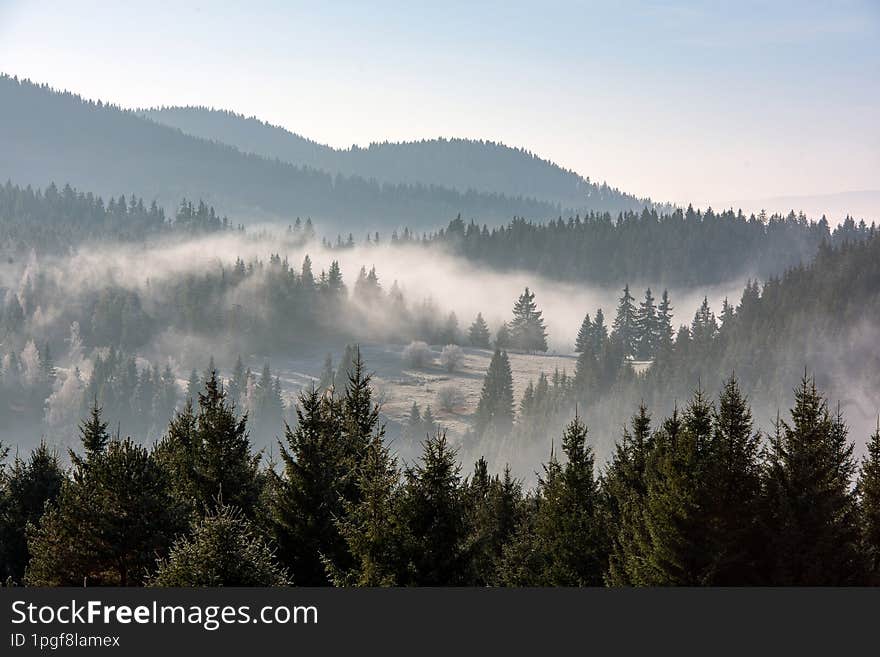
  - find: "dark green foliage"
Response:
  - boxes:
[859,421,880,582]
[475,349,515,436]
[509,287,548,353]
[397,431,469,585]
[466,460,523,586]
[500,415,605,585]
[0,442,64,583]
[150,506,289,587]
[155,371,261,517]
[468,312,491,348]
[327,434,404,586]
[425,207,873,287]
[762,376,863,585]
[611,285,638,359]
[574,312,592,353]
[270,348,380,585]
[27,412,180,586]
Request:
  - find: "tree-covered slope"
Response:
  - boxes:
[140,106,659,213]
[0,76,563,233]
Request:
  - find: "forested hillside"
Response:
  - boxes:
[408,208,875,286]
[0,76,564,233]
[489,231,880,473]
[141,106,659,213]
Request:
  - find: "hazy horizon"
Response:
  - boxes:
[1,0,877,211]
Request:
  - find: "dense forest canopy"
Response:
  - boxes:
[392,208,876,286]
[140,106,663,214]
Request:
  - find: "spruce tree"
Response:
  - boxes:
[509,287,548,353]
[466,462,522,586]
[155,372,261,516]
[591,308,608,354]
[524,415,606,585]
[474,349,515,436]
[327,434,404,586]
[398,431,468,585]
[762,375,862,584]
[611,285,637,358]
[468,312,491,348]
[656,290,674,355]
[151,506,289,586]
[0,442,64,583]
[27,431,179,586]
[575,312,592,353]
[635,288,659,360]
[859,420,880,582]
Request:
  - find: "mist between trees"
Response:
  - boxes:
[2,360,880,587]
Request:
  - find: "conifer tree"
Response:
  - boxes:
[327,434,404,586]
[509,287,548,353]
[468,312,491,348]
[635,288,659,360]
[575,312,592,353]
[859,420,880,582]
[591,308,608,354]
[155,372,261,516]
[474,349,515,436]
[0,442,64,583]
[762,375,862,584]
[603,405,653,585]
[151,506,289,586]
[611,285,637,358]
[656,290,674,355]
[27,425,179,586]
[510,414,605,585]
[80,398,110,456]
[398,431,468,585]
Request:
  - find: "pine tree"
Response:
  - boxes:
[467,463,522,585]
[603,404,653,585]
[859,420,880,582]
[27,434,179,586]
[398,431,468,585]
[635,288,658,360]
[474,349,515,436]
[151,506,289,586]
[468,312,491,348]
[270,387,350,585]
[0,442,64,583]
[656,290,674,355]
[574,312,592,353]
[155,372,261,516]
[762,375,862,584]
[592,308,608,354]
[79,398,110,456]
[495,321,511,349]
[509,287,548,352]
[327,434,404,586]
[611,285,637,358]
[511,414,605,585]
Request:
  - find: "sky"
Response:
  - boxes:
[0,0,878,208]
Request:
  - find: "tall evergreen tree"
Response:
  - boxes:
[762,376,862,585]
[155,372,261,516]
[398,431,468,585]
[509,287,548,353]
[656,290,674,355]
[611,285,637,358]
[575,312,592,353]
[468,312,491,348]
[859,420,880,583]
[635,288,659,360]
[474,349,515,436]
[0,442,64,583]
[151,506,289,586]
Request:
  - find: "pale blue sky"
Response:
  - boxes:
[1,0,877,206]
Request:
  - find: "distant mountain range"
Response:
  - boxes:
[139,106,658,214]
[0,74,658,234]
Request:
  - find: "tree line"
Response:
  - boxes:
[2,354,879,587]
